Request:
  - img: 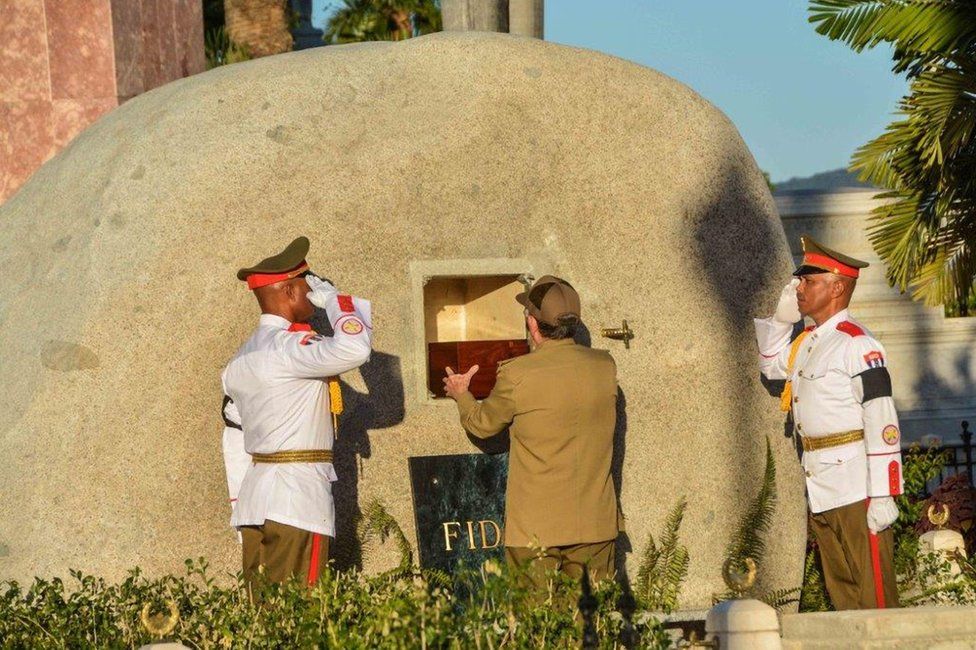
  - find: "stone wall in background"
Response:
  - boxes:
[0,0,205,204]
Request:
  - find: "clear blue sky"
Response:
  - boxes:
[312,1,908,182]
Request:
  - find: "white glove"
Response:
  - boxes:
[773,278,801,324]
[867,496,899,534]
[306,275,338,309]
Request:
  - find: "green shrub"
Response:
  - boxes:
[0,559,669,649]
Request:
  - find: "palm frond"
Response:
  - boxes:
[812,0,976,313]
[324,0,441,43]
[809,1,976,65]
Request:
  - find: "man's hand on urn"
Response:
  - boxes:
[867,496,899,534]
[774,278,801,324]
[306,274,339,309]
[443,365,479,400]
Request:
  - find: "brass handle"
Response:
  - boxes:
[601,320,634,349]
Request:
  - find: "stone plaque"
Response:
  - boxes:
[408,453,508,573]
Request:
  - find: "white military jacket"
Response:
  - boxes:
[221,293,372,536]
[755,308,903,513]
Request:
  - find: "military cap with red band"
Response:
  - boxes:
[793,235,869,279]
[237,236,310,290]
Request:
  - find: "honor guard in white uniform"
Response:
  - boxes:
[221,236,372,586]
[755,236,902,610]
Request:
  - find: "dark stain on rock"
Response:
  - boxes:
[266,125,289,144]
[0,541,8,558]
[524,67,542,79]
[262,101,271,110]
[131,165,146,180]
[110,213,126,229]
[53,236,71,252]
[41,341,100,372]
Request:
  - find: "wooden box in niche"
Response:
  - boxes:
[427,339,529,398]
[424,274,529,399]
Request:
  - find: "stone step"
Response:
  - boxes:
[780,605,976,649]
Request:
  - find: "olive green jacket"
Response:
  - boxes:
[455,338,619,548]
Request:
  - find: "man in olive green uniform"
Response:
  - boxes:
[443,276,619,587]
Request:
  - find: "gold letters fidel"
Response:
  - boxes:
[441,520,502,552]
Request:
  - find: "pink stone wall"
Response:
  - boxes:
[0,0,205,204]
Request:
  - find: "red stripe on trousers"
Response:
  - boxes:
[307,533,322,586]
[866,499,886,608]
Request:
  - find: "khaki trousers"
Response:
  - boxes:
[241,519,331,589]
[809,499,899,610]
[505,539,616,590]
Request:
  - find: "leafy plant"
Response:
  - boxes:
[902,550,976,607]
[634,497,690,613]
[715,438,799,609]
[357,497,414,572]
[725,438,777,572]
[798,547,832,612]
[894,444,950,582]
[324,0,442,44]
[915,472,976,551]
[205,26,252,68]
[0,559,670,649]
[808,0,976,312]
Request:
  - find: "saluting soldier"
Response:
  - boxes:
[755,236,902,610]
[220,236,372,587]
[442,276,620,588]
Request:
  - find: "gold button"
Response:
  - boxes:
[797,424,803,431]
[793,396,799,403]
[805,470,812,477]
[807,347,813,353]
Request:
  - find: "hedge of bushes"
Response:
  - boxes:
[0,559,669,649]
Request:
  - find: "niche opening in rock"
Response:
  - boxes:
[424,275,530,398]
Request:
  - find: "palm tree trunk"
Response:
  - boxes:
[224,0,293,58]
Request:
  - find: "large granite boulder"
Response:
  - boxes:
[0,32,804,608]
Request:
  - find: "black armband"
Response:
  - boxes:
[858,367,892,403]
[222,394,243,430]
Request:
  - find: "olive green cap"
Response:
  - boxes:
[793,235,868,279]
[237,236,310,289]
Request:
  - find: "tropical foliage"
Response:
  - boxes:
[0,559,670,649]
[325,0,442,44]
[635,497,690,613]
[716,438,800,609]
[205,26,253,68]
[809,1,976,313]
